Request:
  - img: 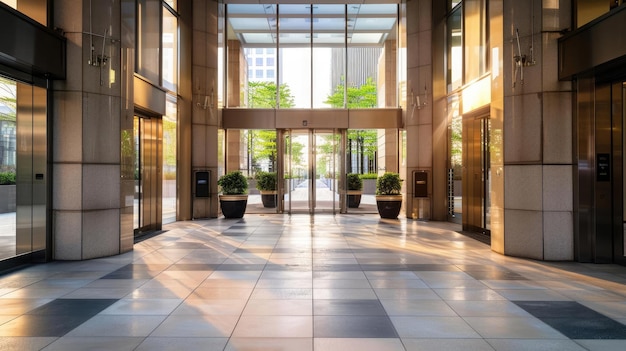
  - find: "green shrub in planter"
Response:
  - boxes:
[255,171,277,208]
[376,172,402,195]
[375,172,403,218]
[346,173,363,208]
[0,172,16,185]
[347,173,363,191]
[255,171,277,191]
[218,171,248,195]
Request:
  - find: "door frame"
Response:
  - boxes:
[280,128,343,215]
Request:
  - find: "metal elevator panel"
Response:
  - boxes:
[14,82,47,257]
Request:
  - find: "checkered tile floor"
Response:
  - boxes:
[1,214,626,350]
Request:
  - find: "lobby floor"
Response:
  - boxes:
[1,214,626,350]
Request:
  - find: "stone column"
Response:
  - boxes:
[190,0,220,219]
[52,0,125,259]
[405,0,442,220]
[493,0,574,260]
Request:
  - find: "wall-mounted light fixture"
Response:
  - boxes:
[411,85,428,110]
[513,1,537,88]
[197,89,214,110]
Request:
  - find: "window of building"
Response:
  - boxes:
[256,58,263,66]
[0,0,47,26]
[575,0,624,28]
[255,70,263,78]
[267,70,275,78]
[137,0,161,84]
[464,0,487,83]
[226,3,398,108]
[447,5,462,92]
[162,4,178,93]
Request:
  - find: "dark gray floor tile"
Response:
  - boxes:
[314,315,398,338]
[515,301,626,339]
[27,299,118,316]
[0,314,88,336]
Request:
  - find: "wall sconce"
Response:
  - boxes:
[197,89,214,110]
[411,85,428,110]
[513,24,536,87]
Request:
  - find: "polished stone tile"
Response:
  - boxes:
[28,299,117,316]
[515,301,626,339]
[314,315,398,338]
[225,337,312,351]
[0,337,57,351]
[464,316,567,339]
[315,338,405,351]
[135,337,228,351]
[401,338,495,351]
[232,316,312,338]
[173,298,247,315]
[391,316,480,338]
[314,299,387,316]
[381,299,457,316]
[151,315,238,337]
[486,339,587,351]
[39,336,144,351]
[243,299,312,316]
[65,315,166,336]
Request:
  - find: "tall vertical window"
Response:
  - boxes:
[464,0,487,83]
[447,6,462,92]
[162,2,177,222]
[137,0,161,83]
[162,3,178,92]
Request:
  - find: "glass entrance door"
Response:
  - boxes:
[283,129,339,214]
[462,115,491,235]
[134,116,162,234]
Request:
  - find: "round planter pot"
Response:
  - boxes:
[260,190,277,208]
[376,195,403,219]
[219,194,248,218]
[347,190,362,208]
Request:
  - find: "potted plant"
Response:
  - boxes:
[346,173,363,208]
[255,171,277,208]
[218,171,248,218]
[0,170,16,214]
[375,172,403,219]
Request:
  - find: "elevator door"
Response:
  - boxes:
[283,129,339,214]
[134,116,162,234]
[462,114,491,235]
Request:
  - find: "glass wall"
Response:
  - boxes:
[226,3,398,109]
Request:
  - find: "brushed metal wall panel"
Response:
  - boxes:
[222,108,275,129]
[0,2,65,79]
[559,6,626,79]
[134,74,166,116]
[348,109,402,129]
